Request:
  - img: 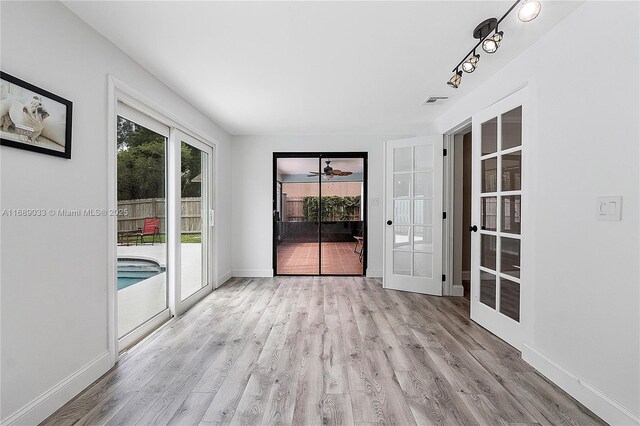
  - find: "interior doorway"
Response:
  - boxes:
[273,152,367,276]
[452,128,473,299]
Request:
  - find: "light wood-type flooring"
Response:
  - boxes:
[43,277,604,425]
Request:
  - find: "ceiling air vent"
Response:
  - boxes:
[422,96,449,106]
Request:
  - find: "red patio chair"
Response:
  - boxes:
[137,218,161,245]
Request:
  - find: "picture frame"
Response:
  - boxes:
[1,72,73,159]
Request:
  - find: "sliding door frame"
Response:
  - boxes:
[272,152,368,277]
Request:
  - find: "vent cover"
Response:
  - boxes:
[422,96,449,105]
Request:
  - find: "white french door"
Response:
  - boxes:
[471,89,525,349]
[384,136,443,295]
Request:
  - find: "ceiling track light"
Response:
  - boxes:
[462,50,480,73]
[446,0,541,88]
[447,69,463,88]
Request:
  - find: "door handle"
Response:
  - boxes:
[469,225,478,232]
[386,220,393,225]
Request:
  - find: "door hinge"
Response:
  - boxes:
[442,274,446,282]
[443,148,448,156]
[442,212,447,219]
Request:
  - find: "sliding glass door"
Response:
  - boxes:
[273,153,367,276]
[116,104,170,342]
[178,131,214,304]
[115,101,215,350]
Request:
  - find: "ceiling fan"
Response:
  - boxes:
[307,160,353,179]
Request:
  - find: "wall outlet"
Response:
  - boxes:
[370,197,380,206]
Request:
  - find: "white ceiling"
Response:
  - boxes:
[64,1,581,135]
[277,157,363,175]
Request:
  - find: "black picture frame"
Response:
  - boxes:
[0,72,73,159]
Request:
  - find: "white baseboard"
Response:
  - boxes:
[451,284,464,297]
[232,269,273,277]
[366,269,383,278]
[1,351,111,426]
[217,270,233,287]
[522,343,640,426]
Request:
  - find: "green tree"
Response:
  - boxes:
[117,117,204,201]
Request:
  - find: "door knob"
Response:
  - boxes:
[387,220,393,225]
[469,225,478,232]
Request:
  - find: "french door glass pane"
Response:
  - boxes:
[414,145,434,171]
[481,234,497,270]
[116,116,167,338]
[394,251,411,275]
[414,199,433,225]
[413,226,432,251]
[480,196,497,231]
[481,158,497,192]
[394,226,411,250]
[480,271,496,309]
[394,200,411,224]
[500,237,521,278]
[502,151,522,191]
[501,195,521,234]
[501,107,522,150]
[481,117,498,155]
[394,147,412,172]
[414,172,433,198]
[500,278,520,321]
[413,252,433,278]
[180,141,208,301]
[394,173,411,197]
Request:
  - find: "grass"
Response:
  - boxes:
[124,233,201,245]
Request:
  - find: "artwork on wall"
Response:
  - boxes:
[0,72,73,159]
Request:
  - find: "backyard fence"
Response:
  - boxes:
[117,197,202,233]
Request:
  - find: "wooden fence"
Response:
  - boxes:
[117,197,202,233]
[284,196,360,222]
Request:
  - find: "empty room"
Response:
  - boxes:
[0,1,638,425]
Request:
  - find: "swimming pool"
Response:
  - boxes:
[117,258,165,290]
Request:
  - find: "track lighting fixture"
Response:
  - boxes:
[446,0,540,88]
[447,69,462,88]
[482,31,503,54]
[462,51,480,73]
[518,0,542,22]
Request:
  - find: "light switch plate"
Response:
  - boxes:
[597,196,622,221]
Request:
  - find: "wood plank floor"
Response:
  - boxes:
[43,277,605,426]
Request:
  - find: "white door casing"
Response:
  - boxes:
[384,136,443,295]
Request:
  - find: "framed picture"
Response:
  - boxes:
[0,72,72,159]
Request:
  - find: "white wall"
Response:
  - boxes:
[434,2,640,424]
[231,135,408,277]
[0,1,232,424]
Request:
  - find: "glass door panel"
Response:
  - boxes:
[180,139,210,301]
[319,157,364,275]
[116,115,168,339]
[275,157,320,275]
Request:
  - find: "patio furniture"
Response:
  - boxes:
[117,230,138,246]
[354,235,364,263]
[136,218,161,245]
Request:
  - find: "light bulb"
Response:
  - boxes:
[518,0,541,22]
[482,38,498,54]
